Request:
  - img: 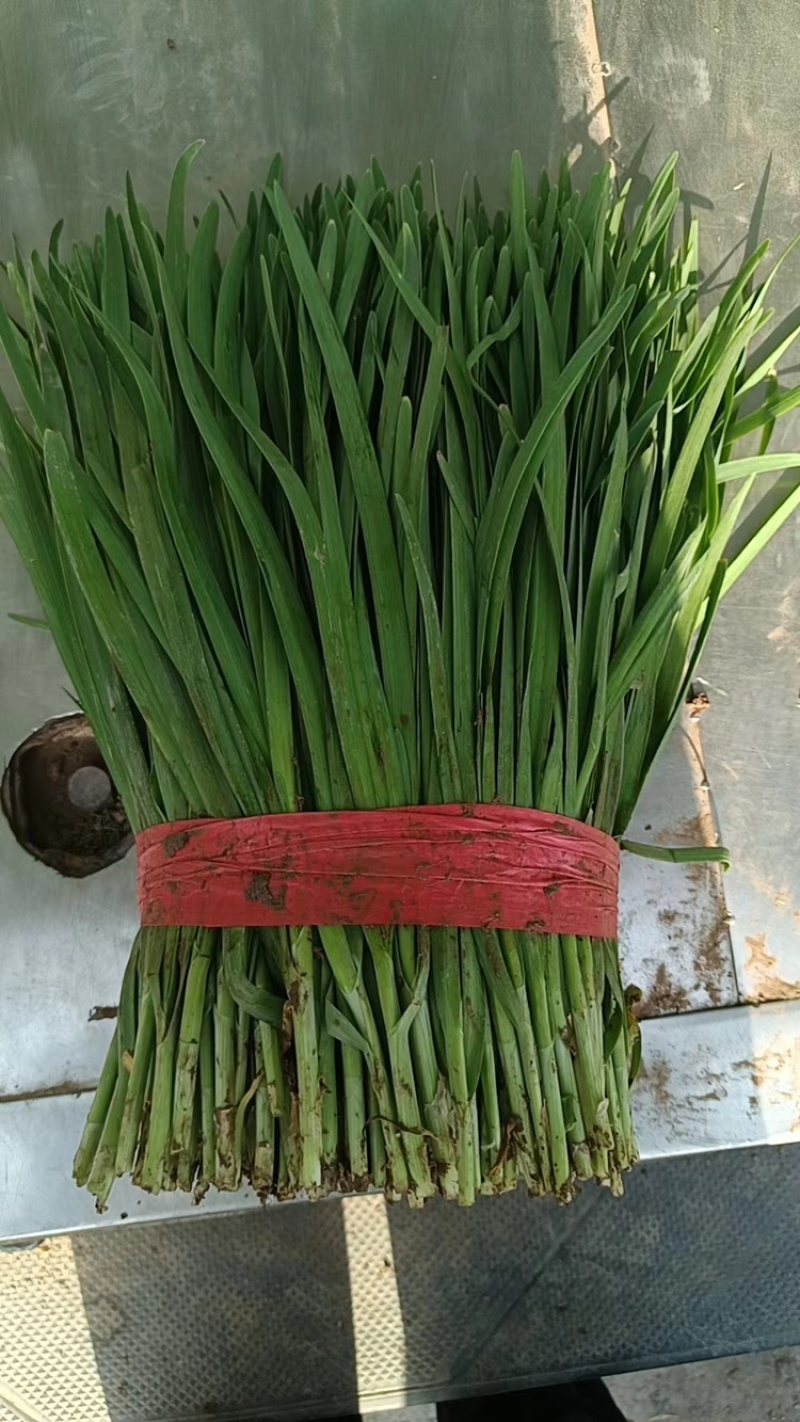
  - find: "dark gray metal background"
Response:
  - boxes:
[4,1146,800,1420]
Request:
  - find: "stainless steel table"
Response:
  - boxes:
[1,0,799,1417]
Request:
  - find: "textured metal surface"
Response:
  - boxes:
[0,0,568,253]
[619,713,737,1016]
[0,526,139,1103]
[4,1144,800,1420]
[0,0,799,1414]
[634,1000,800,1157]
[702,554,800,1004]
[596,0,800,1010]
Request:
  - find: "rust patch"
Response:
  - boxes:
[630,717,733,1012]
[638,962,690,1017]
[749,1041,800,1133]
[744,933,800,1003]
[687,862,706,890]
[693,903,731,1007]
[162,829,190,859]
[244,872,286,910]
[654,813,708,849]
[637,1054,673,1112]
[88,1005,118,1022]
[752,1053,776,1090]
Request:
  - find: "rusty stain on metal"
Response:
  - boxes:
[636,1054,673,1113]
[636,876,732,1016]
[744,933,800,1003]
[634,717,733,1015]
[653,813,711,849]
[728,1034,800,1133]
[638,963,690,1017]
[751,1039,800,1134]
[693,903,731,1007]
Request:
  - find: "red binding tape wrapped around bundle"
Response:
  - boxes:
[136,804,620,939]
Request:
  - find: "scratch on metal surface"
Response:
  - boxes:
[0,1080,95,1107]
[647,45,713,114]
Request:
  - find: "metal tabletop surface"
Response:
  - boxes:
[0,1,799,1418]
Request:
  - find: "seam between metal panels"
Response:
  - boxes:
[563,0,615,165]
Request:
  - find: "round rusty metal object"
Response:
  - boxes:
[1,713,132,877]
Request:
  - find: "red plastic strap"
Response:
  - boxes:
[136,804,619,938]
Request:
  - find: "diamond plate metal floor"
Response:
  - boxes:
[2,1145,800,1421]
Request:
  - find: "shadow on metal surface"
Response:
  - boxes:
[48,1147,800,1419]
